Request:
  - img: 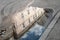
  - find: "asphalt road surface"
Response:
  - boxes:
[0,0,60,40]
[0,0,33,25]
[0,0,60,24]
[46,13,60,40]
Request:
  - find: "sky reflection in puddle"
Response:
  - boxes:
[20,23,45,40]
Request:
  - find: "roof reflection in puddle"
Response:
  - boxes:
[20,23,45,40]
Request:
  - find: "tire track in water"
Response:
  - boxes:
[0,0,34,26]
[1,0,33,21]
[1,0,18,16]
[1,0,34,16]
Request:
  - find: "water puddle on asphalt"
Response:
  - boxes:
[20,23,45,40]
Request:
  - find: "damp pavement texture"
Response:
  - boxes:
[0,0,60,40]
[46,17,60,40]
[20,23,45,40]
[1,0,60,25]
[0,0,33,25]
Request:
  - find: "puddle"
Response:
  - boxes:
[20,23,45,40]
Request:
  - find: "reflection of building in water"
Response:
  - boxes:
[12,6,45,37]
[0,5,54,40]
